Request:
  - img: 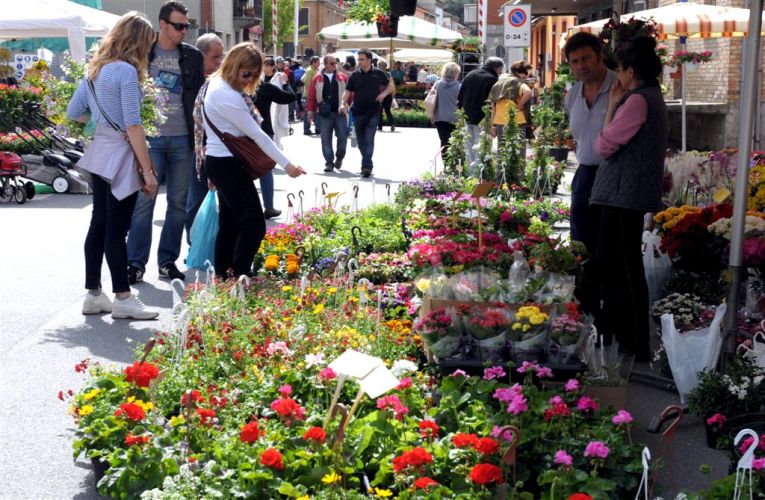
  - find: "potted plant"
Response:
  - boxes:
[416,307,462,359]
[508,304,549,363]
[671,50,713,72]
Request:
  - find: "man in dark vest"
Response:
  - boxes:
[308,55,349,173]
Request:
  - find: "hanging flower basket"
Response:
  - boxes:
[376,14,399,37]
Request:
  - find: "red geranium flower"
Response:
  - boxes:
[568,494,594,500]
[124,432,151,446]
[260,447,284,470]
[419,419,440,439]
[473,437,499,455]
[196,408,216,425]
[270,397,306,426]
[181,390,204,406]
[114,402,144,421]
[303,426,327,444]
[452,432,479,448]
[414,477,439,490]
[468,463,502,485]
[392,447,433,473]
[124,362,159,388]
[240,421,261,444]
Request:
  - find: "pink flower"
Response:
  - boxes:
[554,450,573,467]
[584,441,609,459]
[576,396,600,414]
[706,413,726,427]
[376,394,409,420]
[565,379,580,392]
[396,377,413,390]
[753,457,765,470]
[483,366,506,380]
[517,361,538,374]
[507,395,528,415]
[548,395,564,405]
[612,410,633,425]
[536,366,553,378]
[493,384,523,403]
[278,384,293,397]
[490,425,514,442]
[318,367,337,382]
[450,369,467,377]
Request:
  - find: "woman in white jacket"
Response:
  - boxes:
[267,58,291,149]
[200,43,305,277]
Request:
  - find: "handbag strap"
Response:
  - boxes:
[87,79,123,133]
[201,101,227,143]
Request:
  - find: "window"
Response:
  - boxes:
[633,0,647,11]
[299,8,309,36]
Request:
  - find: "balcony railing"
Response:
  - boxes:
[235,0,263,18]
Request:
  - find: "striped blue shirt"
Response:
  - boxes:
[67,61,143,129]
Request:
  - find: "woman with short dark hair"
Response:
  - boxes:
[588,36,667,361]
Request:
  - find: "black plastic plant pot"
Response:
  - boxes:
[389,0,417,16]
[376,15,399,37]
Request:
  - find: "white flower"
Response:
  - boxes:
[391,359,418,377]
[304,353,325,368]
[754,375,764,385]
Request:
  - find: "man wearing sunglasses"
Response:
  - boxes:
[127,0,205,284]
[307,56,349,173]
[342,49,394,178]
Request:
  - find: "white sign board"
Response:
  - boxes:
[13,54,39,79]
[503,4,531,47]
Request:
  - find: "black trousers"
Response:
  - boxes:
[588,204,650,361]
[434,121,456,153]
[570,164,599,244]
[205,155,266,277]
[85,175,138,293]
[378,95,394,129]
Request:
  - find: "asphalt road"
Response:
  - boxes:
[0,127,728,499]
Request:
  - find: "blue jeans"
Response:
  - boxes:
[353,111,379,170]
[185,161,207,244]
[319,112,348,166]
[302,99,314,134]
[259,170,274,210]
[127,135,193,271]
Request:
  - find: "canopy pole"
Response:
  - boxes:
[722,0,763,368]
[681,61,687,152]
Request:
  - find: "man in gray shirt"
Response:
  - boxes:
[127,1,204,283]
[563,33,617,246]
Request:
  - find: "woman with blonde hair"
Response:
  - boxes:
[67,11,160,320]
[199,42,305,277]
[432,62,461,155]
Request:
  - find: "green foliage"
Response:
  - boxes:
[343,0,389,24]
[498,111,525,187]
[263,0,306,49]
[533,64,574,148]
[475,101,496,181]
[444,109,468,176]
[687,356,765,419]
[382,109,432,127]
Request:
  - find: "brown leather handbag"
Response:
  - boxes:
[202,103,276,180]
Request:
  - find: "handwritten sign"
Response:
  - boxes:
[328,349,383,379]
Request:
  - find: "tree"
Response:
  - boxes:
[262,0,306,51]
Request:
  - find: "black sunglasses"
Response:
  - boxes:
[241,71,254,78]
[164,20,191,31]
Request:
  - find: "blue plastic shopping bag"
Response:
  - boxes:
[187,191,219,270]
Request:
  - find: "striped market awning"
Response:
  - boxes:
[318,15,462,48]
[568,2,765,40]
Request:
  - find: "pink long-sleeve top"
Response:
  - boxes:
[595,93,648,159]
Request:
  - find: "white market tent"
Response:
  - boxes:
[318,16,462,50]
[393,48,453,65]
[328,50,388,65]
[0,0,120,60]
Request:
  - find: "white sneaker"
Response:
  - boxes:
[111,294,159,320]
[82,291,113,315]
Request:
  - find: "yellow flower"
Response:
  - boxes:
[169,415,186,427]
[83,388,100,400]
[374,488,393,498]
[282,285,293,292]
[522,324,530,332]
[321,471,341,484]
[79,405,94,416]
[297,496,311,500]
[512,322,522,331]
[313,303,325,314]
[327,287,337,294]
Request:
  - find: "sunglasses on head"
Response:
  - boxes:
[165,20,191,31]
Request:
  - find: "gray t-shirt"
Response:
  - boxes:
[150,46,187,136]
[564,69,617,166]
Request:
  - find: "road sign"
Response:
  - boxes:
[503,4,531,47]
[13,53,39,79]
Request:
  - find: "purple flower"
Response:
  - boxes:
[554,450,573,467]
[483,366,506,380]
[612,409,633,425]
[450,369,467,377]
[576,396,599,414]
[564,379,580,392]
[584,441,609,459]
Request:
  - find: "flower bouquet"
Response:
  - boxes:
[508,305,550,363]
[447,268,502,302]
[463,306,511,361]
[416,307,462,359]
[547,303,591,365]
[414,269,450,299]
